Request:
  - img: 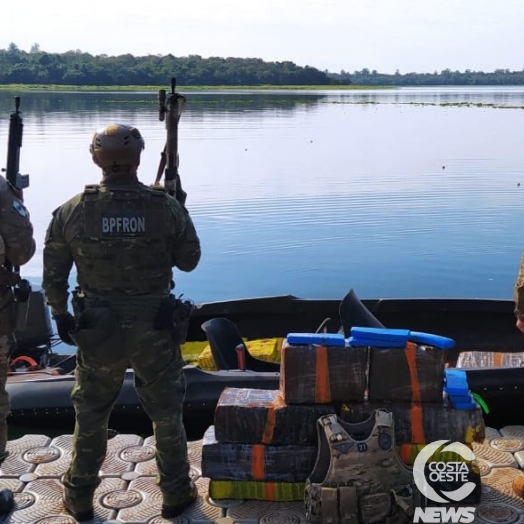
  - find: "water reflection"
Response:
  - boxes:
[0,87,523,302]
[0,90,328,115]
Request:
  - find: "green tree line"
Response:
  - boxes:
[331,68,524,86]
[0,43,340,86]
[3,44,523,86]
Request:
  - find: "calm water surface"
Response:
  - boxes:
[1,87,524,303]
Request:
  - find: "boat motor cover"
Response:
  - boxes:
[13,289,53,352]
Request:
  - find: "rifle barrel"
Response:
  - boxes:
[158,89,166,122]
[4,96,29,190]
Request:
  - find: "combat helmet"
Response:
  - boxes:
[89,124,144,173]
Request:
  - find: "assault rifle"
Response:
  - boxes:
[155,77,187,205]
[3,97,30,192]
[1,97,32,311]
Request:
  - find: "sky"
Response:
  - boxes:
[2,0,524,75]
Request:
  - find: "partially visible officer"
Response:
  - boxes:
[42,123,201,521]
[515,249,524,334]
[0,175,35,515]
[0,177,35,460]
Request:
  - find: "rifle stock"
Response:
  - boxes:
[156,77,187,204]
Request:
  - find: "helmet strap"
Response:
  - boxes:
[102,165,137,176]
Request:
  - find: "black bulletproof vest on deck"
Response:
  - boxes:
[73,185,172,295]
[305,409,418,524]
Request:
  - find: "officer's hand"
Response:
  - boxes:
[54,313,76,346]
[176,187,187,206]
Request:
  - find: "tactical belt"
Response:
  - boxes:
[72,289,169,325]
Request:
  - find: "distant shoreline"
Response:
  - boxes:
[0,84,392,92]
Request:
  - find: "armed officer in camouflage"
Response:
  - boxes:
[42,123,201,521]
[0,177,35,464]
[515,251,524,334]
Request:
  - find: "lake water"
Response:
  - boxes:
[1,86,524,304]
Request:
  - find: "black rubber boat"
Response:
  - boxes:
[6,288,524,438]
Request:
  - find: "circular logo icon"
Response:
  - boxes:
[413,439,476,504]
[12,200,28,217]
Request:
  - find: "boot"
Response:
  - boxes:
[161,484,198,519]
[0,489,14,517]
[63,493,94,522]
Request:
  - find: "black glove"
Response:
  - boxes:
[54,313,76,346]
[175,185,187,206]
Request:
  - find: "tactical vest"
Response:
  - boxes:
[70,184,173,296]
[305,409,418,524]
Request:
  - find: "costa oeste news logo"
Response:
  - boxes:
[412,440,477,523]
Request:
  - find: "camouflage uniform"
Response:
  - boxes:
[0,176,36,457]
[42,174,200,508]
[515,251,524,321]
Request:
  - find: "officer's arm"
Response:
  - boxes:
[168,199,201,272]
[42,208,74,316]
[0,179,36,266]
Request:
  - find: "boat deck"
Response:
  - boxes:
[1,425,524,523]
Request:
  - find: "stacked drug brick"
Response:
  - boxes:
[339,328,485,467]
[201,388,335,501]
[201,328,485,501]
[201,330,369,500]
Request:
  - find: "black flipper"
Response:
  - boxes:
[201,317,280,372]
[339,288,385,337]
